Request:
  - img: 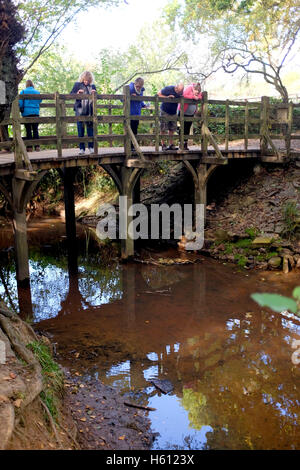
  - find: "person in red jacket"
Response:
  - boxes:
[178,83,202,150]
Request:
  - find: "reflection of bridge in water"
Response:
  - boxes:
[35,254,300,450]
[1,226,300,449]
[0,88,299,283]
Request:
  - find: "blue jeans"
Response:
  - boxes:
[77,121,93,150]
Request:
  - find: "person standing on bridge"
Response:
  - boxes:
[19,80,42,152]
[178,82,202,150]
[129,77,146,152]
[158,83,184,151]
[71,71,97,155]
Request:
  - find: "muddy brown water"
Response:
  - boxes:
[0,217,300,450]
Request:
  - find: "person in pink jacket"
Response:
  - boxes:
[179,83,202,150]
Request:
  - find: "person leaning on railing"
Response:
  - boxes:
[157,83,184,151]
[129,77,147,152]
[19,80,42,152]
[178,83,203,150]
[70,71,97,155]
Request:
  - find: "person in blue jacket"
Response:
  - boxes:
[129,77,146,151]
[19,80,42,151]
[70,71,97,155]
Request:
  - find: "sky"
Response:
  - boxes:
[58,0,300,99]
[60,0,170,62]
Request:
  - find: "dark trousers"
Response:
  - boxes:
[24,116,39,141]
[130,119,139,149]
[77,121,93,150]
[184,119,193,143]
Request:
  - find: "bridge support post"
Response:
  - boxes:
[120,167,143,259]
[12,203,30,283]
[101,164,143,259]
[62,168,77,244]
[183,161,217,226]
[10,170,46,283]
[120,166,134,259]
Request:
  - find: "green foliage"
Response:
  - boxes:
[235,238,252,248]
[16,0,121,73]
[27,340,64,421]
[234,253,248,267]
[164,0,300,100]
[87,171,115,194]
[245,227,260,239]
[281,201,300,240]
[251,289,300,316]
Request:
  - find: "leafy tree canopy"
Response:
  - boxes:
[164,0,300,100]
[14,0,122,75]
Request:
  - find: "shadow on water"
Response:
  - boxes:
[0,217,300,450]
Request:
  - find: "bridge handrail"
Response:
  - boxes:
[0,87,297,166]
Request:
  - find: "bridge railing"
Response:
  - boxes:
[0,87,299,167]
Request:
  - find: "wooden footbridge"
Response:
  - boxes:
[0,86,299,282]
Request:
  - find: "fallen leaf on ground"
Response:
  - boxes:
[118,435,126,440]
[0,395,9,402]
[13,398,22,408]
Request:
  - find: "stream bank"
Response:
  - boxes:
[1,216,300,450]
[77,160,300,273]
[0,299,154,450]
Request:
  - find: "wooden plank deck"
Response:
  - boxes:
[0,138,299,176]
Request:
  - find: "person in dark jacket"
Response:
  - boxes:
[70,71,97,155]
[19,80,42,151]
[129,77,146,151]
[158,83,184,151]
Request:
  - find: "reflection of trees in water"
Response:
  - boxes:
[0,245,122,321]
[77,260,122,307]
[177,310,300,450]
[0,251,18,312]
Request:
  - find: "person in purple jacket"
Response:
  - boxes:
[129,77,146,151]
[70,71,97,155]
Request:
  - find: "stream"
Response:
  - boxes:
[0,217,299,450]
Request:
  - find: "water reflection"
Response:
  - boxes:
[36,261,300,449]
[0,219,122,321]
[0,219,300,449]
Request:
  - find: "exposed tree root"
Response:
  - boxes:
[39,398,63,450]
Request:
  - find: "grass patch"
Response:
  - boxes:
[281,201,300,240]
[245,227,260,239]
[235,238,253,248]
[27,341,64,422]
[234,253,248,267]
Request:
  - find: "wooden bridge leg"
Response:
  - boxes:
[120,167,134,259]
[10,170,46,283]
[101,164,142,260]
[183,161,217,226]
[195,164,207,213]
[62,168,77,244]
[17,281,33,320]
[13,207,30,283]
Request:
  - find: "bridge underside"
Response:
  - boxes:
[0,140,299,282]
